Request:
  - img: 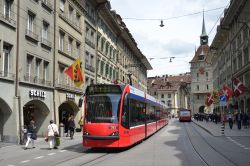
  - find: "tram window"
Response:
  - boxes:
[86,94,120,124]
[146,105,155,123]
[121,93,129,129]
[129,98,145,127]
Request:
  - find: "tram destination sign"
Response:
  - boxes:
[29,90,46,98]
[86,85,122,95]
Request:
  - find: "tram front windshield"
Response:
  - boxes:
[86,94,121,124]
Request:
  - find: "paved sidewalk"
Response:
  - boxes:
[193,119,250,137]
[0,132,83,149]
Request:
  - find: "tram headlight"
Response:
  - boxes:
[110,131,119,136]
[83,132,89,135]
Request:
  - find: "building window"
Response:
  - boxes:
[244,48,249,65]
[27,12,35,32]
[4,0,12,20]
[85,51,89,64]
[60,0,65,12]
[68,37,73,55]
[207,84,209,90]
[76,42,80,56]
[35,58,41,79]
[68,5,73,21]
[168,94,171,98]
[90,55,94,66]
[42,21,49,40]
[26,55,33,81]
[2,45,12,77]
[197,95,200,100]
[58,64,66,84]
[43,61,49,82]
[59,31,64,51]
[161,94,164,98]
[76,13,80,27]
[197,85,199,90]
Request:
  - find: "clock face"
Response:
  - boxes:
[199,67,205,74]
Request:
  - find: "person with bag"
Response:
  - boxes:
[47,120,59,150]
[24,120,36,150]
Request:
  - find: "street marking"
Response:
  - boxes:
[34,156,44,159]
[244,147,250,150]
[59,150,66,152]
[48,153,56,156]
[7,165,15,166]
[20,160,30,163]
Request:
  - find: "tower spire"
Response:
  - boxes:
[200,9,208,45]
[201,9,207,37]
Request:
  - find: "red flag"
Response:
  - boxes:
[233,78,245,97]
[206,93,214,106]
[64,59,84,87]
[64,65,73,80]
[222,85,233,101]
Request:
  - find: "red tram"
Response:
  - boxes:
[179,109,192,122]
[82,84,168,148]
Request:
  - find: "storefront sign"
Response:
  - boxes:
[66,93,75,100]
[29,90,46,98]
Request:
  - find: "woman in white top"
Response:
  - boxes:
[47,120,59,150]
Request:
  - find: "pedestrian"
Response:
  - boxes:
[228,112,233,129]
[78,116,83,132]
[242,112,248,129]
[24,120,36,150]
[236,111,243,130]
[62,116,68,136]
[68,114,76,139]
[47,120,59,150]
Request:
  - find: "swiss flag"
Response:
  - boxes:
[222,85,234,101]
[206,93,214,106]
[233,78,245,97]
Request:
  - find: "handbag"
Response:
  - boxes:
[51,125,59,137]
[55,137,60,146]
[44,137,48,142]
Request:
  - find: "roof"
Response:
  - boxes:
[190,44,210,63]
[147,74,191,91]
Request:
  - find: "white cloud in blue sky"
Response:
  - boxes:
[110,0,230,77]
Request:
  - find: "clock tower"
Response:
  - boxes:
[190,11,213,115]
[200,11,208,45]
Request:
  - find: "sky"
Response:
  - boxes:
[109,0,230,77]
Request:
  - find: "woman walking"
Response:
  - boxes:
[47,120,59,150]
[24,120,36,150]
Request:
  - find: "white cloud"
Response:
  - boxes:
[110,0,230,77]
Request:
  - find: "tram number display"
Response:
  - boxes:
[86,85,122,95]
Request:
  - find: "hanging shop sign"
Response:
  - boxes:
[29,90,46,98]
[66,93,75,100]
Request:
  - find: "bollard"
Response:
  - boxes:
[59,123,64,137]
[221,122,225,135]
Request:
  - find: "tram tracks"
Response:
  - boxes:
[183,122,238,166]
[53,148,118,166]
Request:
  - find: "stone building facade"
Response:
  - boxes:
[0,0,151,143]
[210,0,250,113]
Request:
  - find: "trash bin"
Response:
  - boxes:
[59,123,64,137]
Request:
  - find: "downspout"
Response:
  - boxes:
[16,0,22,144]
[53,0,57,123]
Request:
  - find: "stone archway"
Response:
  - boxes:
[23,100,50,136]
[0,98,12,142]
[199,105,205,113]
[58,101,79,125]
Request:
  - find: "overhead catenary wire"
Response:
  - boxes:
[122,6,226,21]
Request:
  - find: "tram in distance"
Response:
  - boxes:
[82,84,169,148]
[179,109,192,122]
